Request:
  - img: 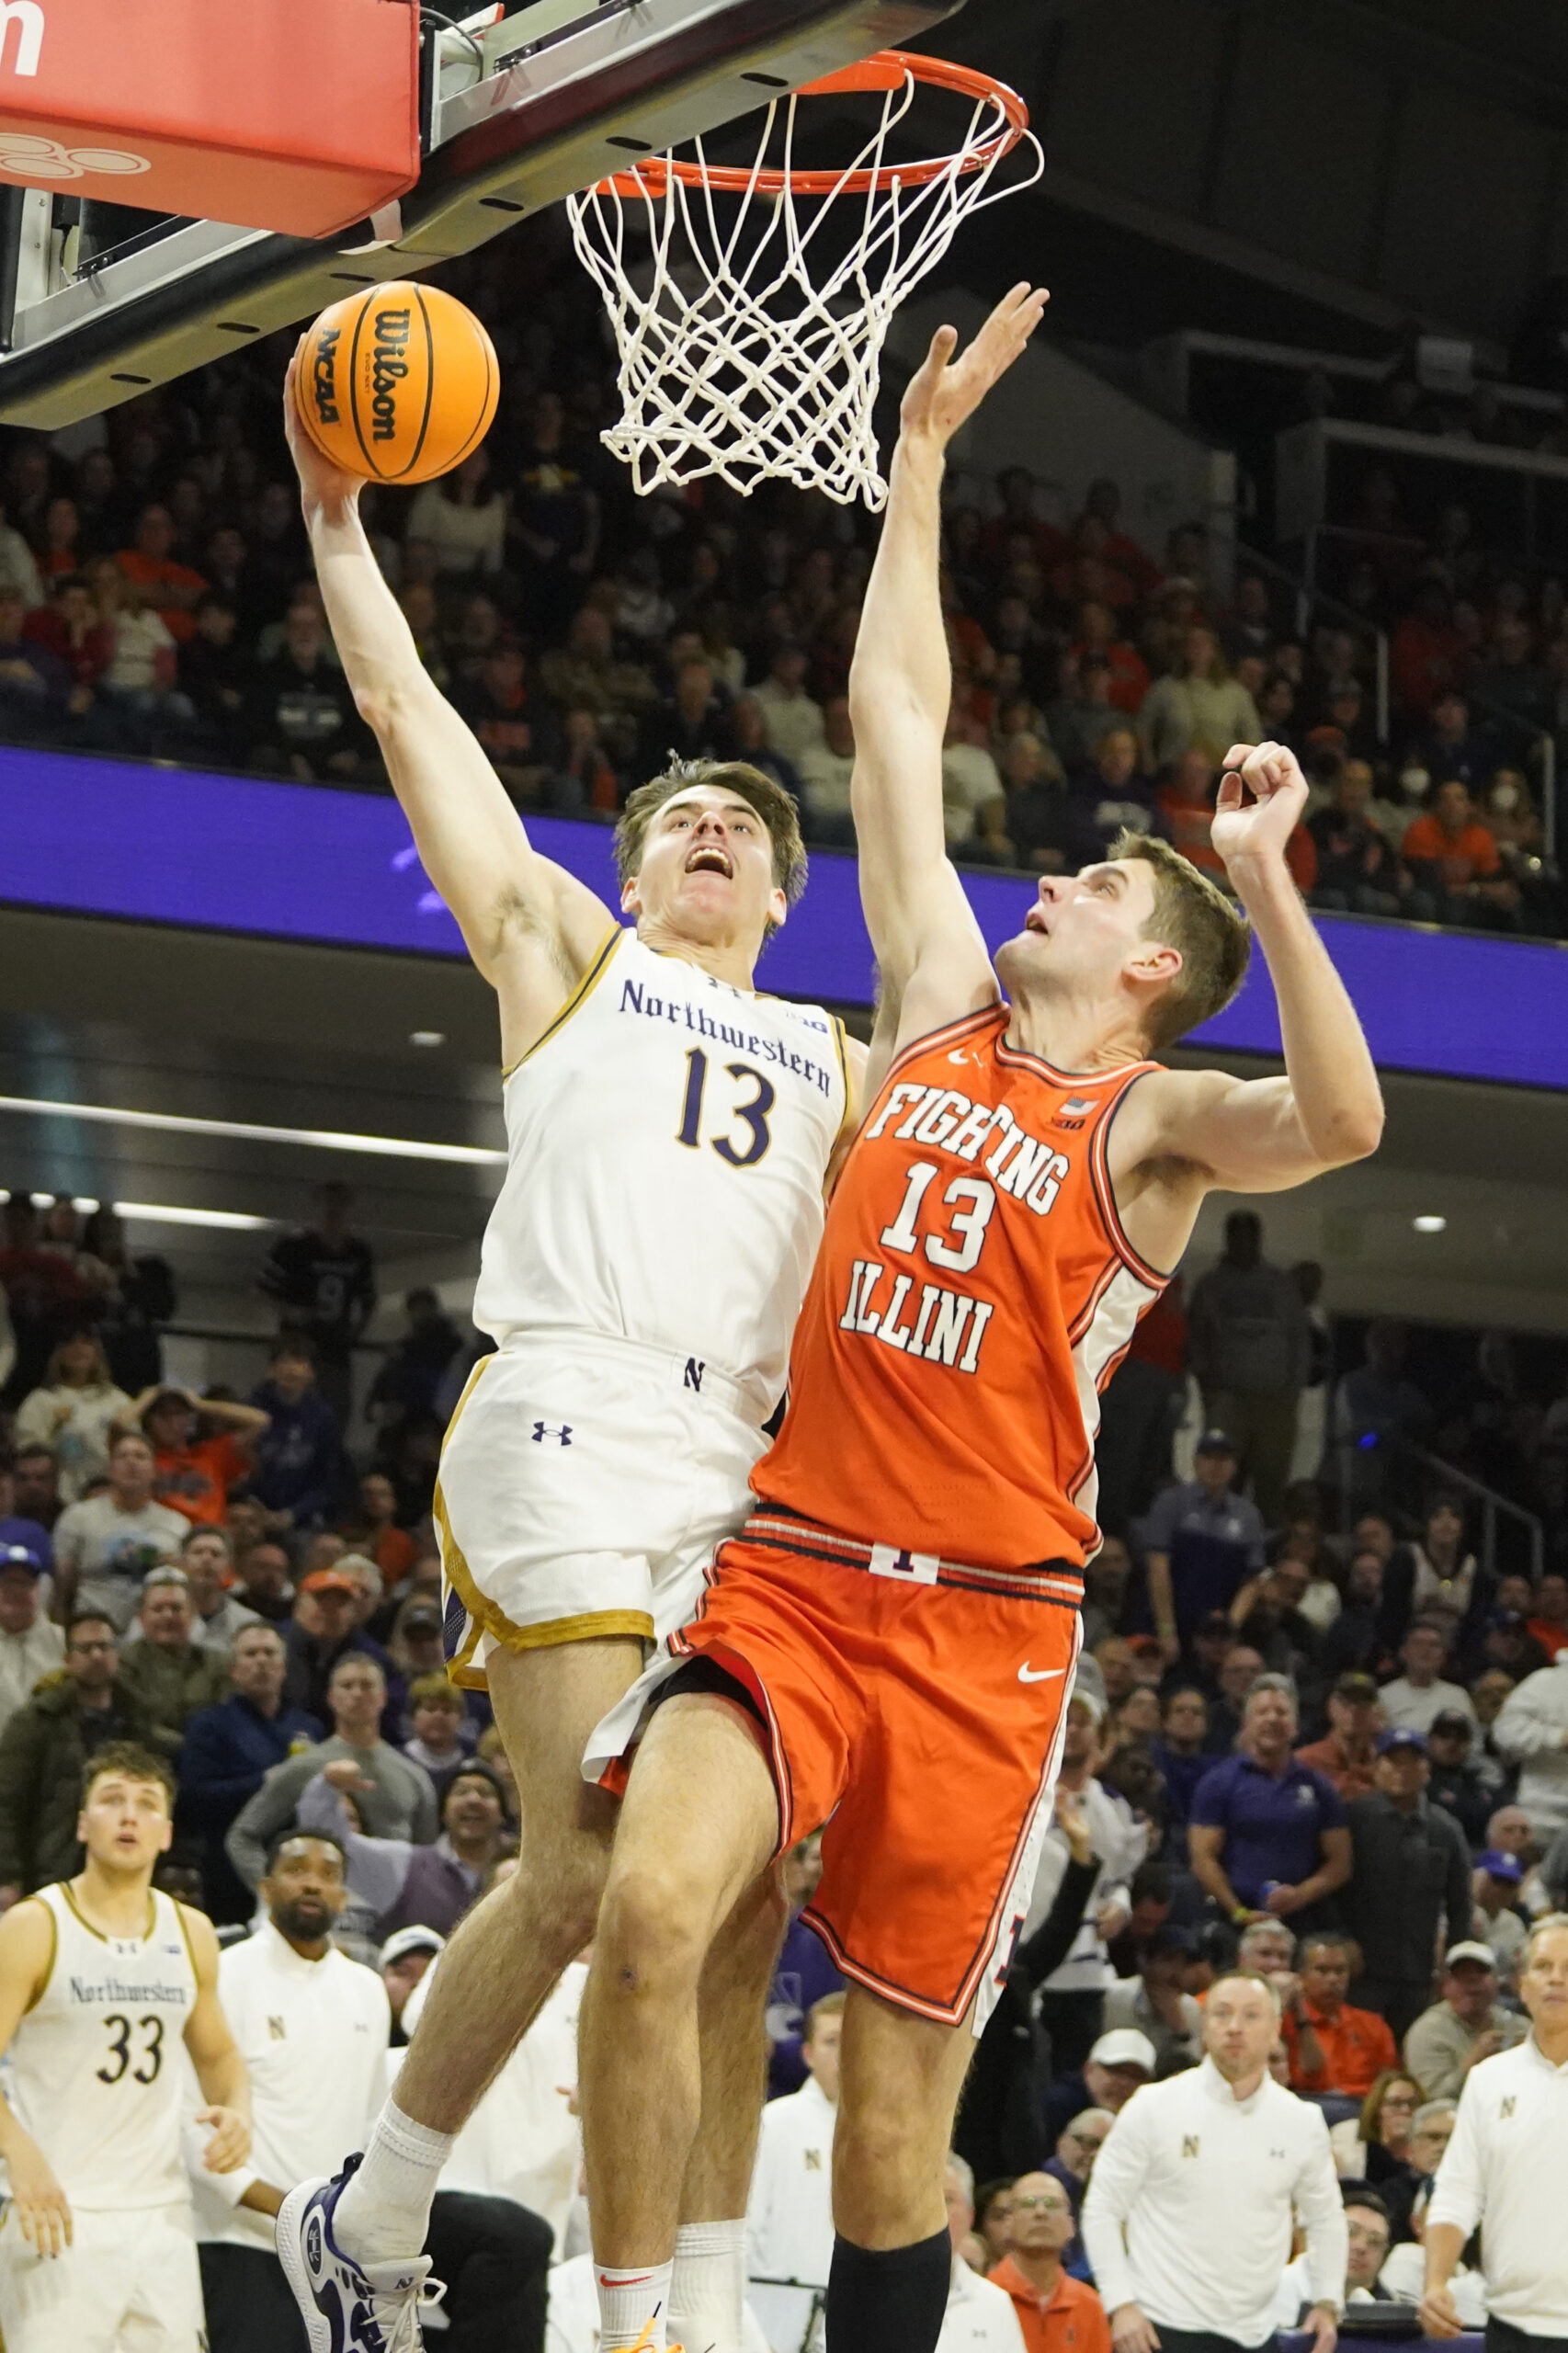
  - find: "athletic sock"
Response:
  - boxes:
[669,2217,746,2353]
[331,2098,456,2268]
[596,2260,674,2352]
[824,2227,951,2353]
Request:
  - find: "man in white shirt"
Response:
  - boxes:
[0,1548,62,1740]
[795,696,858,842]
[1424,1914,1568,2348]
[177,1526,261,1655]
[1378,1621,1477,1737]
[1027,1689,1148,2073]
[1083,1972,1346,2353]
[193,1825,390,2350]
[939,2154,1026,2353]
[51,1428,187,1631]
[753,642,826,767]
[1494,1655,1568,1840]
[747,1993,843,2352]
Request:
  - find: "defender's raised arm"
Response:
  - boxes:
[848,285,1048,1085]
[283,354,610,1065]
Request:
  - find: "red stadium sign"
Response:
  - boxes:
[0,0,419,238]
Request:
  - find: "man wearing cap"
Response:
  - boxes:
[281,1562,394,1726]
[1294,1676,1382,1802]
[1404,1944,1529,2097]
[1140,1434,1266,1664]
[987,2169,1110,2353]
[1041,2030,1157,2146]
[179,1622,323,1926]
[382,1925,444,2046]
[1279,1933,1397,2097]
[0,1539,62,1741]
[1344,1730,1474,2040]
[1471,1849,1529,1973]
[1188,1675,1351,1931]
[0,1456,53,1589]
[226,1650,437,1892]
[1426,1710,1492,1847]
[1103,1931,1204,2071]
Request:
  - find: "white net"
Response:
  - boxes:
[565,61,1042,509]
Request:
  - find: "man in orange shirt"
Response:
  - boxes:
[989,2172,1112,2353]
[116,503,208,643]
[1281,1929,1396,2096]
[117,1385,269,1526]
[1402,778,1518,924]
[1295,1672,1382,1800]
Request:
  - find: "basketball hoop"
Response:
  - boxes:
[566,51,1042,510]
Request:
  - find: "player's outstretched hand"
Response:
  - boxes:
[197,2103,252,2174]
[283,343,365,509]
[9,2138,72,2256]
[899,281,1049,450]
[1211,740,1309,875]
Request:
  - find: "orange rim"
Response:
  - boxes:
[594,50,1029,201]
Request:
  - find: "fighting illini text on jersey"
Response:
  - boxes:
[757,1005,1169,1566]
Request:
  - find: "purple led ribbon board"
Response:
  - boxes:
[5,746,1567,1090]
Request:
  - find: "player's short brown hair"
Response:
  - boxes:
[1109,829,1252,1050]
[615,757,808,925]
[82,1740,176,1813]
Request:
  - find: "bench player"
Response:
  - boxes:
[0,1739,251,2352]
[274,358,863,2353]
[574,285,1386,2353]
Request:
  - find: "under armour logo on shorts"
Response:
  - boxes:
[531,1421,574,1445]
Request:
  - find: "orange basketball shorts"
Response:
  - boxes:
[668,1508,1085,2029]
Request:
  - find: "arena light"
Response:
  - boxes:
[114,1202,278,1232]
[1413,1214,1448,1234]
[0,1094,506,1167]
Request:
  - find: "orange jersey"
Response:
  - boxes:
[756,1006,1169,1569]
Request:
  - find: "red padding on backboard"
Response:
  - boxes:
[0,0,420,239]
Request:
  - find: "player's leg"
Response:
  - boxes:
[330,1631,643,2271]
[579,1690,780,2353]
[824,1986,976,2353]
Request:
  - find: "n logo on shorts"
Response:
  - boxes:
[685,1358,705,1391]
[530,1422,573,1445]
[1182,2135,1199,2157]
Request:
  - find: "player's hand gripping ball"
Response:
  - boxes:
[297,280,498,485]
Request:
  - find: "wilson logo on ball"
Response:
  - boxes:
[297,280,498,486]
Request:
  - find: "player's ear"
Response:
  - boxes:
[620,872,643,917]
[157,1813,174,1855]
[767,885,788,932]
[1127,939,1181,989]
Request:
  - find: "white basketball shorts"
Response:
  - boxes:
[437,1330,767,1688]
[0,2199,205,2353]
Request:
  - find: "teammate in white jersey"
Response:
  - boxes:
[276,360,865,2353]
[0,1740,250,2353]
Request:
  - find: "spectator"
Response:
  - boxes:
[1424,1915,1568,2344]
[1524,1573,1568,1661]
[1379,1496,1493,1666]
[51,1427,187,1629]
[747,1993,843,2339]
[1187,1211,1312,1524]
[1334,2069,1428,2197]
[753,640,825,767]
[0,584,70,738]
[942,702,1009,855]
[248,1336,344,1530]
[244,600,371,782]
[1082,1972,1346,2353]
[987,2171,1109,2353]
[1101,1930,1202,2069]
[0,1456,51,1581]
[1383,2100,1460,2245]
[0,1610,157,1894]
[1150,1688,1213,1830]
[1392,581,1470,721]
[298,1757,508,1942]
[80,1201,176,1392]
[11,1330,130,1502]
[1140,1433,1266,1659]
[177,1621,323,1925]
[1040,2029,1155,2148]
[1318,1551,1388,1678]
[1004,737,1104,875]
[0,1543,63,1738]
[795,693,858,847]
[406,448,506,577]
[225,1649,437,1890]
[1471,1847,1530,1972]
[116,501,206,640]
[281,1564,392,1723]
[400,1670,475,1792]
[1344,1729,1474,2039]
[1494,1650,1568,1840]
[766,1830,846,2097]
[1280,1930,1398,2096]
[119,1382,268,1526]
[256,1180,377,1432]
[1028,1690,1149,2076]
[336,1468,420,1593]
[1308,762,1407,915]
[1295,1672,1382,1800]
[1138,626,1263,769]
[177,1524,260,1654]
[1403,777,1517,926]
[381,1922,444,2046]
[938,2154,1029,2351]
[1187,1675,1351,1928]
[1424,1711,1494,1847]
[457,637,558,800]
[365,1289,462,1458]
[178,591,250,760]
[192,1824,390,2351]
[1404,1944,1529,2097]
[117,1566,230,1749]
[232,1538,296,1624]
[6,1443,59,1538]
[1380,1619,1478,1735]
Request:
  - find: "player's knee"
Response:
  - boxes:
[596,1859,716,1998]
[498,1837,605,1965]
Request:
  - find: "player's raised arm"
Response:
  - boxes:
[283,352,612,1064]
[848,285,1048,1083]
[1124,743,1384,1195]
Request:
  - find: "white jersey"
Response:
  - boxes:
[474,927,849,1419]
[2,1882,197,2210]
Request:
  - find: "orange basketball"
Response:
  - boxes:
[297,281,498,486]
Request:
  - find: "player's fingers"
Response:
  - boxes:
[1216,770,1244,809]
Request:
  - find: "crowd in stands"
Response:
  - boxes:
[0,208,1562,946]
[2,1164,1568,2341]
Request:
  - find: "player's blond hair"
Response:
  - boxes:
[1109,828,1252,1050]
[615,756,809,930]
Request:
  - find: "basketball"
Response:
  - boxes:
[295,280,499,486]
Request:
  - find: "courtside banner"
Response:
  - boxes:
[0,0,418,237]
[5,745,1568,1091]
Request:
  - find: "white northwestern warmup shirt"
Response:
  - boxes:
[1427,2033,1568,2335]
[1081,2057,1346,2348]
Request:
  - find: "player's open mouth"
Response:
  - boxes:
[1025,905,1051,934]
[686,846,733,878]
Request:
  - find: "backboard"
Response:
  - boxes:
[0,0,965,427]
